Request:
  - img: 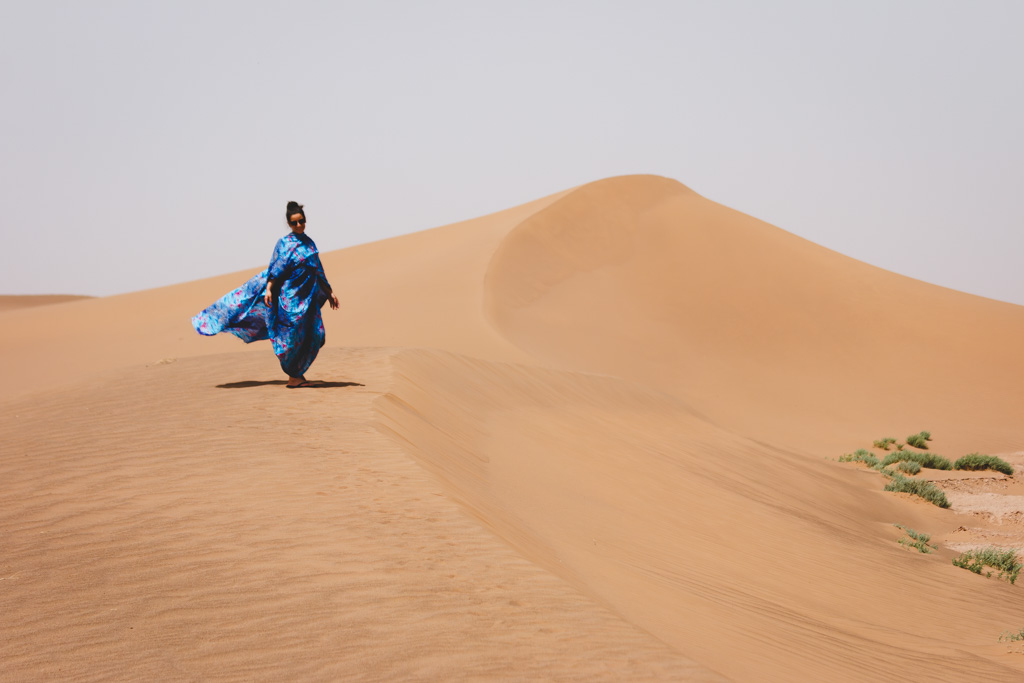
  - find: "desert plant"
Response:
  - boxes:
[897,525,930,543]
[895,442,906,451]
[881,450,952,470]
[894,524,935,553]
[873,437,897,450]
[839,449,879,468]
[1000,629,1024,643]
[919,431,932,441]
[953,547,1022,584]
[884,474,950,508]
[898,460,922,475]
[906,432,930,449]
[954,453,1014,476]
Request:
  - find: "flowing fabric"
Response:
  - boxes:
[192,233,332,377]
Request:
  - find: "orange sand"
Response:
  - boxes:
[2,176,1023,680]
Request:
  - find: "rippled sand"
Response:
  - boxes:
[2,176,1023,680]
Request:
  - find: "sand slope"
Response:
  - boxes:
[484,176,1024,456]
[1,349,719,681]
[2,175,1023,680]
[0,295,94,312]
[379,349,1023,681]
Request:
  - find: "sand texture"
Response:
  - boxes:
[2,175,1023,680]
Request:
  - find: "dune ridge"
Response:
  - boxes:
[0,294,94,311]
[2,175,1023,680]
[483,175,1024,456]
[0,349,722,681]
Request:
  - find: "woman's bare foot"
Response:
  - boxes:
[286,376,323,388]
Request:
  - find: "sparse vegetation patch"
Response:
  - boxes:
[884,474,950,508]
[953,547,1022,584]
[897,460,922,475]
[906,432,931,449]
[894,524,935,553]
[1000,628,1024,643]
[954,453,1014,476]
[881,450,952,471]
[837,432,1023,592]
[839,449,879,468]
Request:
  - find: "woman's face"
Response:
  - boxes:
[288,212,306,235]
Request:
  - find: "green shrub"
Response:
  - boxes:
[839,449,879,468]
[881,450,952,470]
[873,437,897,450]
[906,432,930,449]
[898,460,922,475]
[884,474,950,508]
[897,525,930,543]
[953,547,1022,584]
[953,453,1014,476]
[895,442,906,451]
[919,431,932,441]
[1000,629,1024,643]
[894,524,935,553]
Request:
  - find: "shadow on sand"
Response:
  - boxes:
[216,380,365,389]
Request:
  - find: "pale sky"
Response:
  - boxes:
[1,0,1022,304]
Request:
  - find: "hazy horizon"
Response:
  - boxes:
[2,0,1022,305]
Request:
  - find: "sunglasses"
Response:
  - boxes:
[288,218,306,227]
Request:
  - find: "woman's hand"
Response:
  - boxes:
[264,287,273,307]
[329,293,340,310]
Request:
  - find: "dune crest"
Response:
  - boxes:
[484,175,1024,455]
[0,294,93,311]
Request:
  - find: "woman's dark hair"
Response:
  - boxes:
[286,201,305,220]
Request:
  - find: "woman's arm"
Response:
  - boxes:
[323,283,339,310]
[316,259,339,310]
[264,278,274,306]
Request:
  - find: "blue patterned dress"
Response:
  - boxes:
[192,233,332,378]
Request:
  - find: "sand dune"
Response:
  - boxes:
[379,349,1024,680]
[2,175,1023,680]
[0,191,563,400]
[484,176,1024,456]
[0,294,93,311]
[1,349,719,681]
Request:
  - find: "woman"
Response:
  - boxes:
[192,201,339,388]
